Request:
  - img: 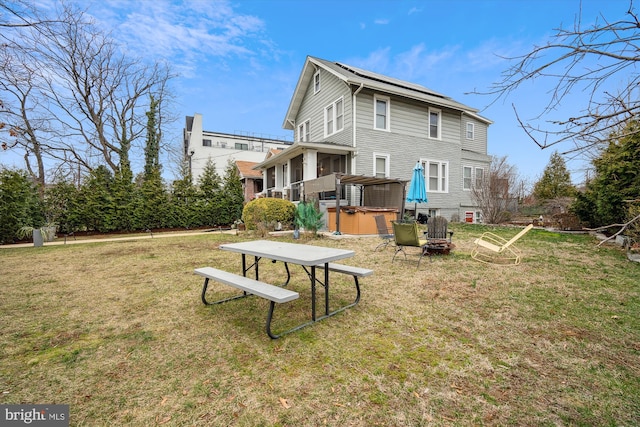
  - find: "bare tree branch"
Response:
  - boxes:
[586,213,640,246]
[473,1,640,157]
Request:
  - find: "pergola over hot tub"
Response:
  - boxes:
[304,173,409,235]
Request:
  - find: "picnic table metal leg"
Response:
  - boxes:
[266,301,318,340]
[311,266,316,321]
[324,263,330,316]
[200,278,249,305]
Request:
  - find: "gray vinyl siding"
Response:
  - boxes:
[461,116,488,154]
[296,68,352,146]
[352,89,486,220]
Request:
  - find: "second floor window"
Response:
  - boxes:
[202,139,212,147]
[298,120,310,142]
[325,97,344,137]
[466,122,475,139]
[429,108,441,139]
[374,95,390,131]
[314,71,321,94]
[426,160,448,193]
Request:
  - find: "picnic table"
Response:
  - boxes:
[195,240,373,338]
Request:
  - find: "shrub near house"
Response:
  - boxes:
[242,198,296,231]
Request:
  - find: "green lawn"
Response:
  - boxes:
[1,224,638,426]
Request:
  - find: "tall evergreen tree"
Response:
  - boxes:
[221,160,244,225]
[572,120,640,227]
[171,161,198,228]
[45,176,81,236]
[78,166,114,232]
[0,168,44,243]
[197,159,223,226]
[137,169,168,230]
[533,151,575,201]
[144,94,161,178]
[137,94,167,230]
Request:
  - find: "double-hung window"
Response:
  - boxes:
[373,153,390,178]
[475,167,484,188]
[374,95,390,131]
[324,97,344,137]
[425,160,448,193]
[298,120,310,142]
[463,166,472,190]
[428,108,441,139]
[466,122,475,139]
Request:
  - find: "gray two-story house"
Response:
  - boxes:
[255,55,492,223]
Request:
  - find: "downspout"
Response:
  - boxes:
[352,83,364,159]
[351,83,364,204]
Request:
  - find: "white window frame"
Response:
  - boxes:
[297,120,310,142]
[428,108,441,140]
[466,122,475,140]
[313,70,321,94]
[324,97,344,137]
[373,95,390,131]
[463,166,472,191]
[373,152,390,178]
[424,159,448,193]
[475,167,484,188]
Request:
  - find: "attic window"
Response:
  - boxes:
[314,71,321,94]
[298,120,310,142]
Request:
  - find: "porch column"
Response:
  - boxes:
[303,150,318,181]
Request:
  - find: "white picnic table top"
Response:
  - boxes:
[219,240,355,266]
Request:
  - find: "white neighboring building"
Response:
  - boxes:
[183,113,293,182]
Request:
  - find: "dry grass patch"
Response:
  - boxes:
[1,224,639,426]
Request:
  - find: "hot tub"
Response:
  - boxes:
[327,206,398,235]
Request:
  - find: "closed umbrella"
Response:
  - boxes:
[406,161,428,219]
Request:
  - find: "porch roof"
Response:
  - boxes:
[253,141,355,170]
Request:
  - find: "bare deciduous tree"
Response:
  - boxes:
[0,1,175,192]
[479,1,640,157]
[472,156,519,224]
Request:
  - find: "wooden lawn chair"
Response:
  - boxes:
[426,216,453,243]
[391,221,429,268]
[471,224,534,265]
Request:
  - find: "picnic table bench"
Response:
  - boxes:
[194,267,300,339]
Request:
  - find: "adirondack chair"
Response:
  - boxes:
[471,224,534,265]
[391,221,429,268]
[374,215,394,251]
[426,216,453,243]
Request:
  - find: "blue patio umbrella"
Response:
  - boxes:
[406,161,428,218]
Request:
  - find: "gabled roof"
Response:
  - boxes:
[235,160,263,179]
[283,55,492,130]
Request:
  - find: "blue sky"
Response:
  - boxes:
[4,0,630,185]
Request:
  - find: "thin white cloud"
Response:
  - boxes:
[374,18,389,25]
[87,0,272,77]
